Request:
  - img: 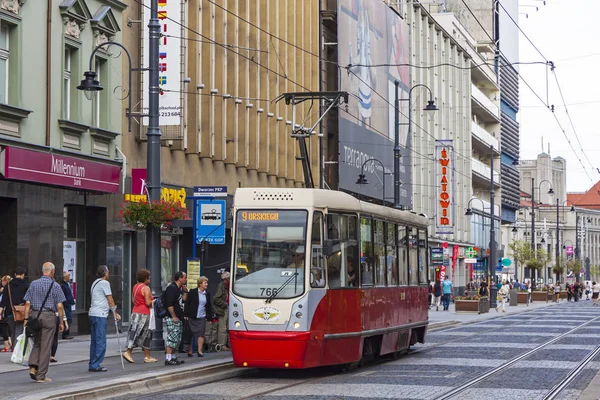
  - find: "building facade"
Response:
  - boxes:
[0,0,127,333]
[120,0,320,318]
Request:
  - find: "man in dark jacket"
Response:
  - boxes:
[213,271,230,350]
[60,272,75,339]
[0,267,29,347]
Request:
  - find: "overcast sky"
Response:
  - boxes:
[517,0,600,193]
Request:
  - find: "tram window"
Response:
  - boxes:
[310,212,326,288]
[398,225,408,285]
[326,214,358,289]
[408,227,419,285]
[386,223,398,286]
[418,229,428,284]
[360,217,374,287]
[374,220,385,286]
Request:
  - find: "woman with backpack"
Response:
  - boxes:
[122,269,157,364]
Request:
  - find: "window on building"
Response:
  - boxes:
[360,217,374,287]
[0,22,9,104]
[93,57,107,127]
[63,48,72,120]
[374,219,385,286]
[398,225,408,285]
[326,213,358,289]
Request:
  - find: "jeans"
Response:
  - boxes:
[89,316,107,370]
[442,293,451,310]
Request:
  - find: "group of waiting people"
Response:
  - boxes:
[0,262,232,383]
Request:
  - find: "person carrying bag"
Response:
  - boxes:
[25,284,54,338]
[8,284,26,322]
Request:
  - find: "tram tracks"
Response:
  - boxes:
[437,314,600,400]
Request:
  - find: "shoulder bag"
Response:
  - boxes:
[25,283,54,338]
[8,284,26,322]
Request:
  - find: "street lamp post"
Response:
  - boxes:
[512,218,528,282]
[530,178,554,288]
[77,1,163,349]
[394,82,437,209]
[356,158,390,204]
[465,190,497,308]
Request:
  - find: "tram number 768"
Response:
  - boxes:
[260,287,279,297]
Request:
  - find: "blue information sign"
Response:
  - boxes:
[195,199,226,244]
[193,186,227,197]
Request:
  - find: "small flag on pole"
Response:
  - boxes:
[159,52,167,59]
[159,63,167,72]
[159,76,167,85]
[158,11,167,20]
[158,0,167,6]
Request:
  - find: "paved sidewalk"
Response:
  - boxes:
[427,298,559,329]
[0,334,233,400]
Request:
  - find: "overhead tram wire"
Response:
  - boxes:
[552,70,596,174]
[459,0,594,182]
[141,0,510,183]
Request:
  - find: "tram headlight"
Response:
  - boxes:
[235,321,241,328]
[233,311,239,318]
[293,322,300,329]
[295,312,302,319]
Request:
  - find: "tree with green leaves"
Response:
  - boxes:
[552,255,566,283]
[590,264,600,281]
[567,259,583,282]
[509,240,533,282]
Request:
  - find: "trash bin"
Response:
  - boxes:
[509,289,518,306]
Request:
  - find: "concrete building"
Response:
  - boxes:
[0,0,127,333]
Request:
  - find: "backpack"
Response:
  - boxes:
[154,288,168,319]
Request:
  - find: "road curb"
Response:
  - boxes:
[21,360,237,400]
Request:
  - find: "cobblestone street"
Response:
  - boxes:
[134,301,600,400]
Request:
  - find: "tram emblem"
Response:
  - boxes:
[253,306,281,322]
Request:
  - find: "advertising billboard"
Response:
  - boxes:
[337,0,411,208]
[142,0,183,127]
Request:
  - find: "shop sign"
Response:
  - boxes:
[435,140,454,234]
[0,146,120,193]
[125,168,187,208]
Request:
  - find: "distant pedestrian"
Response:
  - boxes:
[586,282,591,300]
[433,280,442,311]
[592,282,600,306]
[164,271,188,366]
[514,280,521,290]
[88,265,120,372]
[50,311,68,363]
[60,272,75,340]
[213,272,231,349]
[554,282,561,302]
[184,276,212,357]
[23,262,66,383]
[466,279,476,292]
[122,269,157,364]
[441,276,452,311]
[478,281,489,298]
[0,276,11,351]
[567,284,573,302]
[0,267,29,348]
[497,280,510,313]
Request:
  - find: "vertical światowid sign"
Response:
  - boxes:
[435,140,454,235]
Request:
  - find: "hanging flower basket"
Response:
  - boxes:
[120,200,189,231]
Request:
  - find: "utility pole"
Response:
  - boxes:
[531,177,536,289]
[147,0,164,349]
[489,144,497,308]
[394,80,401,208]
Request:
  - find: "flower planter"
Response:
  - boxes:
[455,300,479,313]
[531,291,550,302]
[517,292,529,305]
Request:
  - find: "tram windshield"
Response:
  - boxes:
[233,209,307,299]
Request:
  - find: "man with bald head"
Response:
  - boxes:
[23,262,66,383]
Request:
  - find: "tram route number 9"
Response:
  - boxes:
[260,287,279,297]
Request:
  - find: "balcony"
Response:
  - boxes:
[472,121,500,152]
[471,158,501,186]
[471,84,500,123]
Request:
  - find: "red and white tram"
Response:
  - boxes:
[228,188,429,369]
